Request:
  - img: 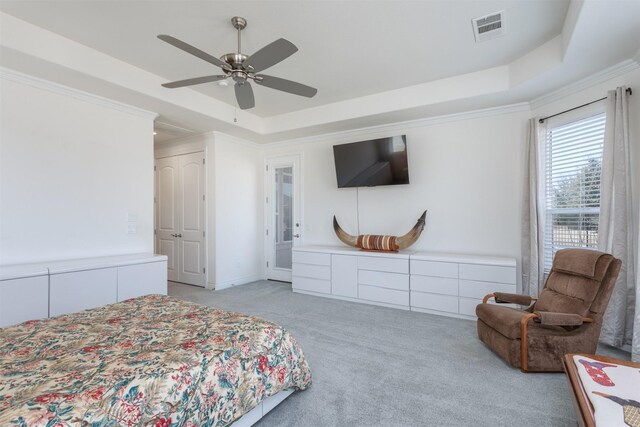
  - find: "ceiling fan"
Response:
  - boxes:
[158,16,317,110]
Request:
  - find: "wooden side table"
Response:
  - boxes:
[563,353,640,427]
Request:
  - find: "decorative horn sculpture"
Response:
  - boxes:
[333,210,426,252]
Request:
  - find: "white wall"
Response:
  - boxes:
[213,134,263,288]
[154,132,263,289]
[264,109,529,261]
[0,74,156,265]
[263,66,640,293]
[150,66,639,296]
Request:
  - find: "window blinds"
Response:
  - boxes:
[544,112,606,270]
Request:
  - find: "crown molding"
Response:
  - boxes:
[0,67,158,120]
[212,131,262,149]
[154,130,261,151]
[529,59,639,110]
[265,102,531,148]
[153,132,214,159]
[154,131,214,147]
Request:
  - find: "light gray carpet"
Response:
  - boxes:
[168,280,628,427]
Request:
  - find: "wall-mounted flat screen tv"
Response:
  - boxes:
[333,135,409,188]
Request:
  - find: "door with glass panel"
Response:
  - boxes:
[265,155,301,282]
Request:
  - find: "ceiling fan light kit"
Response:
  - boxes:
[158,16,317,110]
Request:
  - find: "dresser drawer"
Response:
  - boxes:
[358,285,409,306]
[292,251,331,266]
[331,255,358,298]
[292,276,331,294]
[458,280,516,299]
[358,256,408,274]
[459,264,516,284]
[50,268,117,316]
[0,275,49,327]
[292,263,331,280]
[411,292,458,313]
[410,260,458,278]
[359,270,408,291]
[410,275,457,296]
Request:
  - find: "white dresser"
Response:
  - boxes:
[0,253,167,328]
[0,263,50,327]
[410,252,517,319]
[293,246,411,310]
[292,246,517,319]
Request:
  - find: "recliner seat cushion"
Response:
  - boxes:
[477,319,521,368]
[475,304,524,339]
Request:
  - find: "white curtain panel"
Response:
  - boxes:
[597,86,637,360]
[521,118,546,296]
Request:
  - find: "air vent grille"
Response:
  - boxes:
[472,11,505,42]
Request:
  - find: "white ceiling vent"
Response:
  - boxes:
[472,10,505,42]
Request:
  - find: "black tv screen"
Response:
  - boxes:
[333,135,409,188]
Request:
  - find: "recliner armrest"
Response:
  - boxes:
[533,311,592,326]
[494,292,534,306]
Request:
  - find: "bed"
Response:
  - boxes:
[0,294,312,426]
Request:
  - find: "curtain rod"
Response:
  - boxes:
[538,87,632,124]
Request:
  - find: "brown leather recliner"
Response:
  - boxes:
[476,248,621,372]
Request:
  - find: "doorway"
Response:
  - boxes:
[265,155,301,282]
[155,152,206,287]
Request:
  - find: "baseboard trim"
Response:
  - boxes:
[293,289,411,311]
[292,289,477,320]
[215,274,264,290]
[410,306,475,321]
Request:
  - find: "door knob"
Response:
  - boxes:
[171,233,183,238]
[294,234,300,238]
[177,233,183,238]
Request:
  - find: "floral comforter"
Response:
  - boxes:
[0,294,311,426]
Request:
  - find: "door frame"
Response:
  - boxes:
[264,153,303,282]
[154,144,209,288]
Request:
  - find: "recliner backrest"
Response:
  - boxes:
[534,249,615,316]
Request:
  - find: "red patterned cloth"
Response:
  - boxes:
[357,234,399,252]
[0,295,311,426]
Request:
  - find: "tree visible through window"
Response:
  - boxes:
[544,112,606,271]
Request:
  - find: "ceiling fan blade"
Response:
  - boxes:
[235,81,255,110]
[242,38,298,73]
[255,74,317,98]
[158,34,229,70]
[162,75,228,88]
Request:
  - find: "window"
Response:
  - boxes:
[543,109,606,271]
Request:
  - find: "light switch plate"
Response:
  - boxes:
[127,212,138,222]
[127,223,137,234]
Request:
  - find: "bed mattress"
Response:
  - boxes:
[0,294,311,426]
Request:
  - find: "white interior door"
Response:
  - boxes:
[266,155,301,282]
[178,152,206,286]
[156,156,179,282]
[155,152,206,287]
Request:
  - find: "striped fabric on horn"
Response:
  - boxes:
[356,235,399,252]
